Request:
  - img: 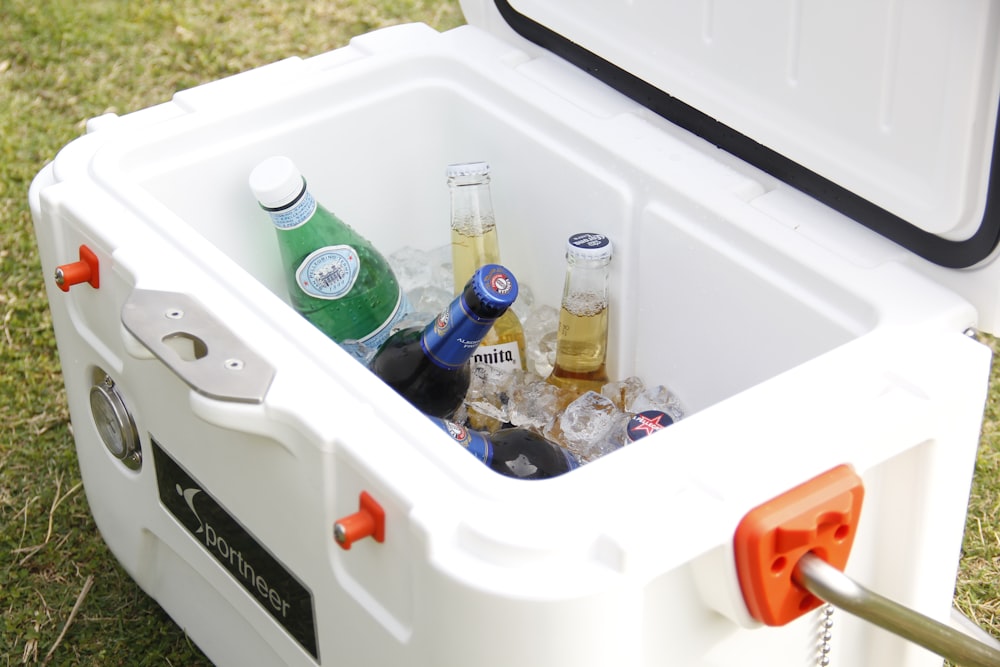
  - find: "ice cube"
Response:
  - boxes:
[522,304,559,377]
[426,244,454,291]
[389,246,433,292]
[632,384,686,423]
[464,363,526,429]
[508,379,566,432]
[549,391,622,462]
[600,376,646,412]
[511,282,535,319]
[405,285,452,321]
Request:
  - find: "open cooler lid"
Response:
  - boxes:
[469,0,1000,269]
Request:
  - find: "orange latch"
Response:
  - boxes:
[55,245,100,292]
[733,464,864,626]
[333,491,385,551]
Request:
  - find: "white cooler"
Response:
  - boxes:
[27,1,1000,665]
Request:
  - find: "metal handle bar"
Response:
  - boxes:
[793,552,1000,667]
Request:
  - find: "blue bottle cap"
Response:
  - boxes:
[626,410,674,442]
[472,264,518,310]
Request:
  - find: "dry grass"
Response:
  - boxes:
[1,1,465,664]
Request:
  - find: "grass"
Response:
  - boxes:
[0,1,997,665]
[0,2,465,664]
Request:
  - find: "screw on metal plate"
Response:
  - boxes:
[121,288,274,403]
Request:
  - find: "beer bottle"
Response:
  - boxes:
[249,156,409,364]
[370,264,519,419]
[448,162,526,371]
[546,233,613,398]
[429,417,579,479]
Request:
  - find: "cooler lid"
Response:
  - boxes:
[470,0,1000,269]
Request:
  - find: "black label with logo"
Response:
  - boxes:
[151,440,319,661]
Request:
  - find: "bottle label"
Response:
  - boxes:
[295,245,360,300]
[340,291,411,363]
[471,341,522,371]
[267,191,317,230]
[436,420,493,466]
[420,297,497,370]
[561,448,580,471]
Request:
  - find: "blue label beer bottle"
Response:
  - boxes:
[369,264,518,419]
[429,417,579,479]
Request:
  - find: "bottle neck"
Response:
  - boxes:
[450,179,500,292]
[547,254,611,392]
[263,182,318,231]
[421,284,508,370]
[562,257,611,298]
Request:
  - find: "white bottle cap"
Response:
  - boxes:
[567,232,613,262]
[249,156,305,209]
[446,161,490,178]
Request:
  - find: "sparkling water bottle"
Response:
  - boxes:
[429,417,579,479]
[448,162,526,372]
[249,156,409,363]
[369,264,519,419]
[546,233,613,398]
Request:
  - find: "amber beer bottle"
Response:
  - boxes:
[448,162,526,372]
[249,156,409,363]
[546,233,613,398]
[369,264,519,420]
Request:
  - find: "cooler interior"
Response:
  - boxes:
[96,30,927,418]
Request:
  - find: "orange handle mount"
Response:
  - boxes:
[333,491,385,551]
[733,464,864,626]
[55,245,100,292]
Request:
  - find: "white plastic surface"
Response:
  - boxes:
[461,0,1000,335]
[29,19,991,667]
[477,0,1000,241]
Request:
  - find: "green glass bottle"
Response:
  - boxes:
[249,156,409,363]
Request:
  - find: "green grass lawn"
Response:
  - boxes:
[1,1,997,665]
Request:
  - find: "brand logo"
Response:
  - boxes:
[433,308,451,337]
[296,245,360,300]
[152,441,319,661]
[444,420,470,444]
[569,232,610,249]
[485,268,514,296]
[626,410,674,442]
[471,346,518,368]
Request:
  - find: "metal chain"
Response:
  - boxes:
[817,604,834,666]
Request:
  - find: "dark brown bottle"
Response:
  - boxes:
[369,264,518,419]
[430,418,579,479]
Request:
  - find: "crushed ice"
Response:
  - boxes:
[388,245,685,464]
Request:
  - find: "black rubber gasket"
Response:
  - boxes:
[494,0,1000,268]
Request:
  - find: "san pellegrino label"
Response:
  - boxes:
[341,291,410,353]
[268,190,317,230]
[295,244,361,300]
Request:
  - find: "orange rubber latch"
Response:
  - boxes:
[733,464,864,626]
[333,491,385,551]
[54,245,100,292]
